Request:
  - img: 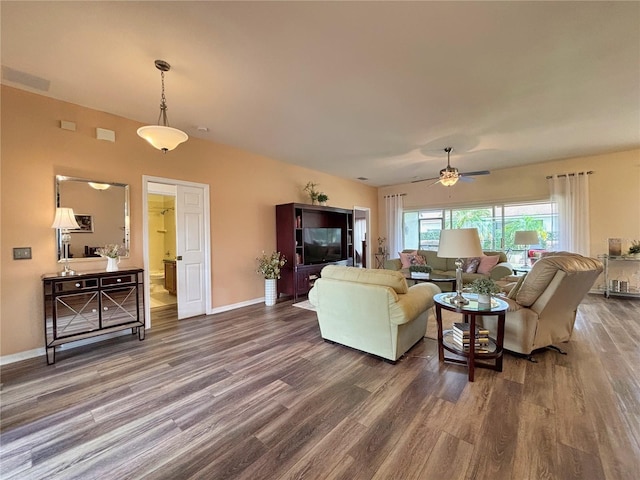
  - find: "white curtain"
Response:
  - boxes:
[354,218,367,266]
[548,173,590,255]
[385,194,403,257]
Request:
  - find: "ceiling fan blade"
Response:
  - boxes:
[411,176,440,184]
[460,176,474,182]
[460,170,490,177]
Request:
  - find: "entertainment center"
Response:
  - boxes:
[276,203,354,300]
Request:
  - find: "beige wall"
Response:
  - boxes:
[0,86,379,358]
[378,148,640,257]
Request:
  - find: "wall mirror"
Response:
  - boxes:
[55,175,130,261]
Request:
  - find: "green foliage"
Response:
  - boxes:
[468,278,501,295]
[256,251,287,279]
[409,264,432,273]
[629,240,640,255]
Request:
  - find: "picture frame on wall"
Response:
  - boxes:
[71,214,93,233]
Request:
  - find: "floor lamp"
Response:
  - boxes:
[437,228,484,306]
[51,207,80,276]
[514,230,539,268]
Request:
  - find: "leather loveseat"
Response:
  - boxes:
[308,265,440,362]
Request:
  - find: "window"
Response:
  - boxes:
[403,202,557,264]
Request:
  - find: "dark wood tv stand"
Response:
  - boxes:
[276,203,354,301]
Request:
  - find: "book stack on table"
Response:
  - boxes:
[452,322,490,353]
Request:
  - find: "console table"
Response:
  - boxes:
[434,292,508,382]
[42,268,145,364]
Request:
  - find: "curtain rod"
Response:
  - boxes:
[546,171,594,179]
[383,193,407,198]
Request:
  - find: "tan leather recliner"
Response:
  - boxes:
[479,253,603,360]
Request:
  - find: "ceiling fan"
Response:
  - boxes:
[412,147,490,187]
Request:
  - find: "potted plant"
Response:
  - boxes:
[409,264,432,279]
[256,251,287,306]
[469,277,502,304]
[628,240,640,258]
[316,193,329,206]
[303,181,319,204]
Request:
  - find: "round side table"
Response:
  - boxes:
[433,292,508,382]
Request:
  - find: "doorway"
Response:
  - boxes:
[353,206,371,268]
[147,184,178,310]
[142,176,211,328]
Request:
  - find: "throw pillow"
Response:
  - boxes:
[507,273,527,299]
[477,255,500,274]
[399,251,426,268]
[463,257,481,273]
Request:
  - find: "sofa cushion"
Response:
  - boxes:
[399,251,426,268]
[477,255,501,274]
[463,257,481,273]
[419,250,449,271]
[321,265,409,294]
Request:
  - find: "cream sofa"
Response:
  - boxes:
[308,265,441,362]
[479,253,603,360]
[385,249,513,288]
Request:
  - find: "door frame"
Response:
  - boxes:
[142,175,212,328]
[353,206,371,268]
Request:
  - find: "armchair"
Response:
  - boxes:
[478,253,603,361]
[308,266,440,362]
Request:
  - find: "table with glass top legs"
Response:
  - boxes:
[433,292,508,382]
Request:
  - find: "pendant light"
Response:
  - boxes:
[137,60,188,153]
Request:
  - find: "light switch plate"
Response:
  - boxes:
[13,247,32,260]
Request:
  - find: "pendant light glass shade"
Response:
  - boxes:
[137,59,188,153]
[137,125,188,152]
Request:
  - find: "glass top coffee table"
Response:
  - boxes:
[433,292,509,382]
[403,273,457,290]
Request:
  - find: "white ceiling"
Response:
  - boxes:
[2,1,639,187]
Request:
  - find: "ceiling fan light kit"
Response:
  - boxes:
[137,59,188,153]
[439,148,460,186]
[412,146,490,186]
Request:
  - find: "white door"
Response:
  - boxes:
[176,184,206,319]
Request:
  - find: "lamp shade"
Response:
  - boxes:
[51,207,80,230]
[137,125,188,152]
[437,228,483,258]
[514,230,539,246]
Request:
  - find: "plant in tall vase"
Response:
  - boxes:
[304,181,319,205]
[256,251,287,306]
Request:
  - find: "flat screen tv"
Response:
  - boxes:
[303,227,342,264]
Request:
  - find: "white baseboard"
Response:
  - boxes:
[0,347,45,365]
[208,297,264,314]
[2,299,270,366]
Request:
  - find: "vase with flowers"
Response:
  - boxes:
[256,251,287,305]
[96,244,126,272]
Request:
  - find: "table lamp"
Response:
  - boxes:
[51,207,80,276]
[514,230,539,268]
[437,228,484,306]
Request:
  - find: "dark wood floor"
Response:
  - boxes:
[1,294,639,479]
